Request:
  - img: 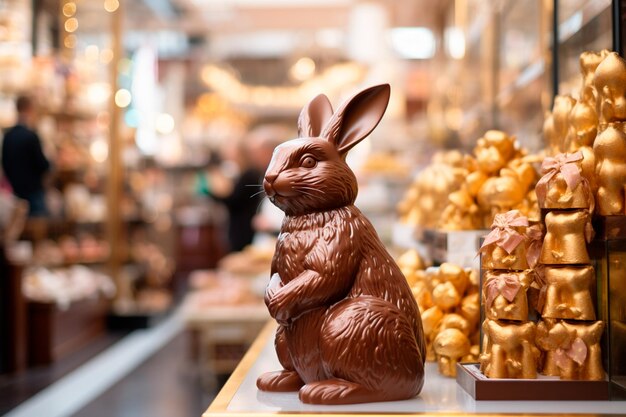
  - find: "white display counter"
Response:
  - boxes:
[204,322,625,416]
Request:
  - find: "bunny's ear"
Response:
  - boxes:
[297,94,333,138]
[321,84,390,154]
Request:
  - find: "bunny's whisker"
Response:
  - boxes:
[299,186,325,195]
[250,189,266,198]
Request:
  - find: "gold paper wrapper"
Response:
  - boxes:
[540,209,591,265]
[541,265,596,320]
[479,319,539,379]
[482,270,533,322]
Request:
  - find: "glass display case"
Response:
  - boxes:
[606,239,626,399]
[556,0,612,96]
[495,0,552,153]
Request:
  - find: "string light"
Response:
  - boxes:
[114,89,132,108]
[65,17,78,32]
[104,0,119,12]
[64,34,77,49]
[62,2,76,17]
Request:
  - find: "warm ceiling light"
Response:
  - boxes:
[62,2,76,17]
[65,17,78,33]
[115,89,132,108]
[445,27,466,60]
[104,0,119,12]
[289,57,316,82]
[390,27,435,60]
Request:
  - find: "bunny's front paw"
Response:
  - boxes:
[265,273,283,305]
[268,289,294,325]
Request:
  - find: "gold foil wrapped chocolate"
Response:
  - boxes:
[433,328,470,377]
[550,96,577,155]
[542,265,596,320]
[397,151,469,227]
[540,210,593,265]
[479,210,529,270]
[535,320,605,381]
[593,124,626,215]
[535,152,593,210]
[536,319,561,376]
[440,131,539,230]
[479,319,540,379]
[397,256,479,377]
[593,52,626,215]
[482,270,533,322]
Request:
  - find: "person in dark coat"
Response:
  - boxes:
[1,96,50,217]
[202,125,287,252]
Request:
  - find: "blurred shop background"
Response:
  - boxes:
[0,0,616,416]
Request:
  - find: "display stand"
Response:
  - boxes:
[456,363,609,400]
[204,322,625,416]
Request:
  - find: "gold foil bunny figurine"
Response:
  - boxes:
[541,265,596,320]
[433,328,470,377]
[536,320,605,380]
[482,270,533,322]
[535,152,594,210]
[479,319,540,379]
[580,50,610,100]
[551,96,577,154]
[569,96,598,192]
[559,321,605,380]
[536,319,562,376]
[593,52,626,215]
[540,210,593,265]
[595,52,626,125]
[479,210,529,270]
[544,110,556,155]
[593,125,626,215]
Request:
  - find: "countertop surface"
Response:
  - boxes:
[206,322,626,415]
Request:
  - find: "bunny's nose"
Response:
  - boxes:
[265,173,278,183]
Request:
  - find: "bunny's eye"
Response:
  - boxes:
[300,155,317,168]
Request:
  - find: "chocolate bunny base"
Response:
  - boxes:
[256,85,426,404]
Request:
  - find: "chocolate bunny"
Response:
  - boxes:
[256,85,425,404]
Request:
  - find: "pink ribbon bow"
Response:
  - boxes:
[484,273,521,308]
[535,152,583,204]
[479,210,529,255]
[525,225,543,269]
[554,337,588,369]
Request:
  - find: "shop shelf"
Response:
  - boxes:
[27,296,110,366]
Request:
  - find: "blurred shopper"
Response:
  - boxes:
[201,125,287,252]
[1,95,50,217]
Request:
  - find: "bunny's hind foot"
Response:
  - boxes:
[257,370,304,392]
[299,379,374,405]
